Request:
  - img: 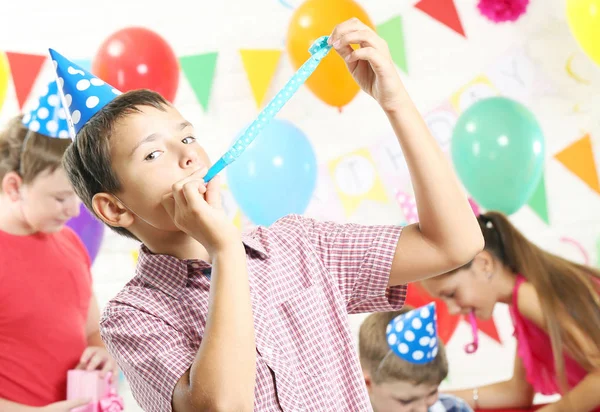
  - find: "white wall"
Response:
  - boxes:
[1,0,599,409]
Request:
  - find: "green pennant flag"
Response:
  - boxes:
[527,171,549,224]
[179,52,219,111]
[377,16,408,74]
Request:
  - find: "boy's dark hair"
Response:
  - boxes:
[359,306,448,386]
[62,89,169,241]
[0,115,71,184]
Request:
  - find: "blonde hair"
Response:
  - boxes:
[0,115,71,185]
[359,306,448,385]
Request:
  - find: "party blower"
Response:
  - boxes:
[465,312,479,354]
[202,36,332,183]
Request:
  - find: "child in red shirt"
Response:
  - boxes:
[0,81,117,411]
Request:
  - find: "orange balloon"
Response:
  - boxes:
[286,0,374,109]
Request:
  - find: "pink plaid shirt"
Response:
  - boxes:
[100,215,405,411]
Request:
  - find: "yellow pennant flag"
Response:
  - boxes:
[0,52,10,114]
[555,134,600,195]
[239,49,282,108]
[328,148,389,217]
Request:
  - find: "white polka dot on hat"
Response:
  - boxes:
[385,302,439,365]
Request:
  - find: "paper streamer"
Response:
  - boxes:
[204,36,331,182]
[565,54,591,85]
[560,236,590,265]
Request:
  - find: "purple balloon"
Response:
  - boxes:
[66,204,105,263]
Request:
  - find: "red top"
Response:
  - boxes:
[0,227,92,406]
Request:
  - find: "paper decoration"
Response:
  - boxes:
[423,103,458,152]
[554,134,600,195]
[396,190,418,224]
[565,53,591,85]
[0,52,9,113]
[239,49,282,108]
[328,148,389,217]
[527,170,549,224]
[560,237,590,265]
[377,16,408,74]
[450,75,498,112]
[5,51,47,110]
[414,0,466,37]
[386,303,439,364]
[180,52,219,111]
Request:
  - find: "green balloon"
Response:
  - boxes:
[451,97,545,215]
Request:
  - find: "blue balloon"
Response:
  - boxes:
[227,119,317,226]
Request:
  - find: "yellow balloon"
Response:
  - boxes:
[567,0,600,66]
[0,52,10,113]
[286,0,374,109]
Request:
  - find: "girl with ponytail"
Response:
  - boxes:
[423,211,600,411]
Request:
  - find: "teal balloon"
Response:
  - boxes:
[451,97,545,215]
[227,119,317,226]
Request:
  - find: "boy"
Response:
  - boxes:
[0,81,117,411]
[359,304,473,412]
[51,18,483,411]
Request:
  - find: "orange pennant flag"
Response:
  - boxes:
[554,134,600,194]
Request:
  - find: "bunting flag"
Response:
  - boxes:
[450,75,498,113]
[0,52,9,113]
[554,134,600,195]
[377,16,408,74]
[180,52,219,111]
[527,170,550,224]
[414,0,466,37]
[328,148,389,217]
[239,49,282,108]
[5,51,47,110]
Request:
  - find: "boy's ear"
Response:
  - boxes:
[2,171,23,201]
[363,369,373,392]
[92,193,135,228]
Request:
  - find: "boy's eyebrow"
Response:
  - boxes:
[129,121,193,157]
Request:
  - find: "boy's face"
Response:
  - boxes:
[109,104,210,231]
[18,168,80,233]
[369,379,439,412]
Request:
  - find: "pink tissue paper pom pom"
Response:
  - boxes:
[477,0,530,23]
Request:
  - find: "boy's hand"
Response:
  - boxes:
[161,169,241,255]
[76,346,118,381]
[329,18,406,112]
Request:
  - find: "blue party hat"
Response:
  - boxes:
[48,49,122,136]
[386,302,438,364]
[22,81,72,139]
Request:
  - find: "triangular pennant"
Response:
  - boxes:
[414,0,466,37]
[527,170,550,224]
[474,317,501,343]
[328,148,389,217]
[376,16,408,74]
[180,52,219,111]
[239,49,282,108]
[554,134,600,195]
[5,52,47,110]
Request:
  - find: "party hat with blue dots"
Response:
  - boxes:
[22,80,72,139]
[386,302,439,364]
[48,49,122,137]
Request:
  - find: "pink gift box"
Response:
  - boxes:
[67,370,124,412]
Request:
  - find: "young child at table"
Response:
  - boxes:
[423,211,600,412]
[50,18,483,411]
[360,304,473,412]
[0,82,117,412]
